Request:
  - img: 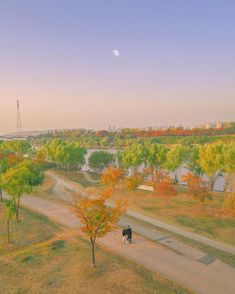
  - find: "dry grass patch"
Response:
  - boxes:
[0,204,192,294]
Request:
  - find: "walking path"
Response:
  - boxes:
[47,171,235,255]
[5,192,235,294]
[83,172,99,183]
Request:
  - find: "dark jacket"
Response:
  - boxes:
[126,227,132,239]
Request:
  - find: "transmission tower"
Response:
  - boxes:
[17,100,22,137]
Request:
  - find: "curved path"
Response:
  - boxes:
[47,171,235,255]
[6,192,235,294]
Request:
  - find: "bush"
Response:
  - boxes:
[124,174,143,191]
[224,194,235,217]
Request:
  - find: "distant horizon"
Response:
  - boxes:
[1,1,234,135]
[1,119,233,137]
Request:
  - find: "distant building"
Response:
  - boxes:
[216,121,224,129]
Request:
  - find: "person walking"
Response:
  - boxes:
[126,225,132,243]
[122,226,127,243]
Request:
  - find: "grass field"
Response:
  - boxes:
[0,203,192,294]
[109,187,235,246]
[60,171,235,246]
[41,171,235,246]
[32,172,235,267]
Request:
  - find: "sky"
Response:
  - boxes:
[0,0,235,134]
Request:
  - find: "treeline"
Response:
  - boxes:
[32,130,235,148]
[117,142,235,192]
[99,142,235,214]
[42,139,87,174]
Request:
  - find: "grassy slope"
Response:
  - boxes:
[86,184,235,246]
[34,173,235,267]
[0,203,192,294]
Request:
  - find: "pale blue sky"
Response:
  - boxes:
[0,0,234,134]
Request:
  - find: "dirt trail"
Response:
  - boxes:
[47,170,235,256]
[4,190,234,294]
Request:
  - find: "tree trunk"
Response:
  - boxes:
[91,240,96,268]
[210,178,215,192]
[0,189,2,201]
[7,220,10,243]
[223,173,231,195]
[16,198,20,221]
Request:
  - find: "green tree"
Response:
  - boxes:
[198,142,223,191]
[45,140,86,174]
[118,144,146,174]
[164,145,190,183]
[19,160,44,191]
[88,151,114,173]
[147,144,168,180]
[186,146,203,177]
[0,140,31,157]
[2,165,31,220]
[221,143,235,193]
[0,156,10,201]
[6,200,16,243]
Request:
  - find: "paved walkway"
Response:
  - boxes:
[5,192,235,294]
[48,171,235,255]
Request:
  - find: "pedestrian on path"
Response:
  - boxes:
[122,226,128,243]
[126,225,132,243]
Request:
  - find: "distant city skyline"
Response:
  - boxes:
[1,1,235,134]
[1,117,232,137]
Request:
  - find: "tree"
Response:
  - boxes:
[221,143,235,193]
[123,174,143,192]
[0,140,31,158]
[101,166,124,188]
[0,155,10,201]
[88,151,114,173]
[223,194,235,217]
[45,140,86,174]
[186,146,203,177]
[6,200,16,243]
[186,174,211,210]
[19,160,44,191]
[147,144,168,180]
[1,165,31,220]
[118,144,146,174]
[181,172,199,193]
[72,189,126,267]
[155,175,176,205]
[198,142,223,191]
[164,145,190,183]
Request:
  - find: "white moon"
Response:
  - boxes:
[112,49,120,57]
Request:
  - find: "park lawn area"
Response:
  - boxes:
[86,184,235,246]
[35,171,235,246]
[0,203,192,294]
[33,174,60,202]
[56,170,98,187]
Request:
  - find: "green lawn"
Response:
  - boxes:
[0,202,192,294]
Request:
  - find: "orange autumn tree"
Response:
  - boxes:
[181,172,211,210]
[181,172,197,193]
[100,166,124,188]
[72,189,126,267]
[155,175,177,205]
